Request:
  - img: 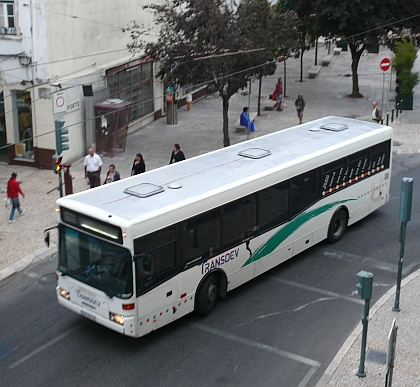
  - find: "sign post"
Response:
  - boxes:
[380,58,391,120]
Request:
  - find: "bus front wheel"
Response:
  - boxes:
[327,209,348,243]
[195,274,219,316]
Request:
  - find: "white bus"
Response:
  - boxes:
[54,117,392,337]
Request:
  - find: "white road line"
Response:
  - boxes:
[8,322,87,369]
[271,277,364,305]
[323,249,397,272]
[191,323,321,368]
[323,248,419,276]
[297,366,318,387]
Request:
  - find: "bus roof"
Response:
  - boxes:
[58,117,392,225]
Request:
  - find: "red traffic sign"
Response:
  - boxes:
[380,58,391,72]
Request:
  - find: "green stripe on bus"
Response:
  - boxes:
[242,199,355,267]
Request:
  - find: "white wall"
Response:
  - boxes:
[2,0,162,164]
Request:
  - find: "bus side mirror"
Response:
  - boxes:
[134,254,152,272]
[44,231,50,247]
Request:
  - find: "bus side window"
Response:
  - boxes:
[182,209,220,266]
[223,194,257,249]
[134,253,152,273]
[134,227,177,294]
[290,169,320,217]
[258,181,289,233]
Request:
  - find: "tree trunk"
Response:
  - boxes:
[257,75,262,116]
[348,43,365,98]
[284,60,287,97]
[300,48,304,82]
[222,96,230,147]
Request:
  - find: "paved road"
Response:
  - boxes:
[1,153,419,387]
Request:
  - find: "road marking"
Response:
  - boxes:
[8,322,87,369]
[298,366,318,387]
[323,248,419,276]
[271,277,364,305]
[323,249,397,272]
[191,323,321,368]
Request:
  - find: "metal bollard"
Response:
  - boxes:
[386,113,389,126]
[391,109,394,122]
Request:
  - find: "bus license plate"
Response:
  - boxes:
[81,310,96,321]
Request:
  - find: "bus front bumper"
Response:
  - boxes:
[57,296,136,337]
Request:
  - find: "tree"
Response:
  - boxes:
[126,0,277,147]
[237,0,277,116]
[311,0,393,97]
[237,0,299,114]
[275,0,314,82]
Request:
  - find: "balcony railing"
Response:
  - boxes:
[0,27,16,35]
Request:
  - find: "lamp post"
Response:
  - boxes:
[310,14,318,66]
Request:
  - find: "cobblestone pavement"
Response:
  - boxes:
[1,42,420,386]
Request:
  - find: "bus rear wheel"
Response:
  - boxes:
[327,209,348,243]
[195,274,219,316]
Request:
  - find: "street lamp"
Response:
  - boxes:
[310,14,318,66]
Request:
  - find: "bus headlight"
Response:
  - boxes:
[109,313,124,325]
[59,287,70,300]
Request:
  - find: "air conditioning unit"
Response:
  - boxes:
[39,87,52,99]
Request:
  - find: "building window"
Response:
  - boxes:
[0,1,16,35]
[107,60,154,122]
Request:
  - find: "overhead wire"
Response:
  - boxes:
[2,9,419,151]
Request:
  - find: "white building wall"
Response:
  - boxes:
[1,0,163,167]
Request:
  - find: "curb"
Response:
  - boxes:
[0,244,58,283]
[315,269,420,387]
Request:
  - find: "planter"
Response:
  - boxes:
[366,43,379,54]
[396,95,413,110]
[336,41,348,51]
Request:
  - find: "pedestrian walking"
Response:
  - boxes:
[295,94,305,124]
[7,172,25,223]
[275,78,284,111]
[104,164,121,184]
[84,147,103,188]
[372,101,382,123]
[169,143,186,164]
[131,153,146,175]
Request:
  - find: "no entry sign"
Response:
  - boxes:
[380,58,391,72]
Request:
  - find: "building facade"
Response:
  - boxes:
[0,0,164,168]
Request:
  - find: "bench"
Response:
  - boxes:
[308,65,321,78]
[322,55,334,66]
[263,96,276,111]
[333,47,342,55]
[233,112,257,133]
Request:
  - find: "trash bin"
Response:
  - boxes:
[167,100,178,125]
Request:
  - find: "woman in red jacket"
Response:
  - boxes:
[7,172,25,223]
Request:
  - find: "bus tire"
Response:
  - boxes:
[327,209,348,243]
[195,274,219,316]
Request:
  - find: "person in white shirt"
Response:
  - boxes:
[372,101,382,123]
[84,147,103,188]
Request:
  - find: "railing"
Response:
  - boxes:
[0,27,16,35]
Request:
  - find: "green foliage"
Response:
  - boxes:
[125,0,299,147]
[398,70,420,96]
[392,40,417,73]
[393,39,419,96]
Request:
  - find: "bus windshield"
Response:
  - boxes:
[58,225,133,299]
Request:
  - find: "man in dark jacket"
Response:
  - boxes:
[169,143,186,164]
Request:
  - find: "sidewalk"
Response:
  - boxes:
[317,270,420,387]
[1,43,420,386]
